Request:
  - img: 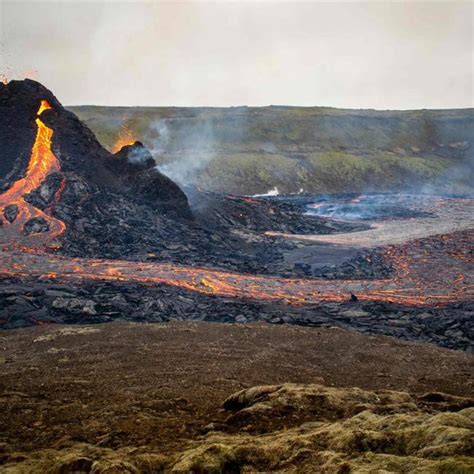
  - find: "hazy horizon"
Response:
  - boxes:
[1,1,473,109]
[67,102,474,112]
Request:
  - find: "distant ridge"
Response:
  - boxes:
[70,104,474,195]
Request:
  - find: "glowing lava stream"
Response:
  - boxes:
[0,100,65,247]
[0,229,472,307]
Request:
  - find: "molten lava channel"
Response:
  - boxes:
[0,100,65,246]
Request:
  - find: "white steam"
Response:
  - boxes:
[128,147,150,165]
[150,117,217,186]
[252,186,280,197]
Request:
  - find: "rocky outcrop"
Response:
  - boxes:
[3,204,18,223]
[171,384,474,473]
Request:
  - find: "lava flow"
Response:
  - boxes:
[0,100,65,247]
[0,229,472,307]
[0,104,472,308]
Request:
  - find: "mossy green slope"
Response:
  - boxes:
[3,384,473,473]
[69,105,474,194]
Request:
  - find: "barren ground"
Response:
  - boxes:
[1,321,473,465]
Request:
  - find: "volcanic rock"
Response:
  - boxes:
[112,141,192,219]
[22,217,49,235]
[174,384,474,473]
[52,297,97,315]
[4,204,18,223]
[113,140,155,167]
[0,81,40,189]
[24,172,63,210]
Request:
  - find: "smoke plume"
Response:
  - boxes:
[148,115,219,186]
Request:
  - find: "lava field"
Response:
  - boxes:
[0,79,473,350]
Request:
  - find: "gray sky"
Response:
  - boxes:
[1,1,472,108]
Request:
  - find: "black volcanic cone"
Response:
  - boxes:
[0,79,191,218]
[112,141,192,218]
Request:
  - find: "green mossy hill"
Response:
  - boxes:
[3,384,473,473]
[69,105,474,194]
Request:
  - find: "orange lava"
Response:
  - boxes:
[0,230,472,307]
[111,123,137,153]
[0,100,65,247]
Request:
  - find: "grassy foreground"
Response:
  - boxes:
[4,384,473,473]
[2,322,473,473]
[69,105,474,195]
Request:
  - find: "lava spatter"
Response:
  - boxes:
[0,100,66,247]
[111,123,137,153]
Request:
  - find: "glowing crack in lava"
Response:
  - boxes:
[0,100,65,247]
